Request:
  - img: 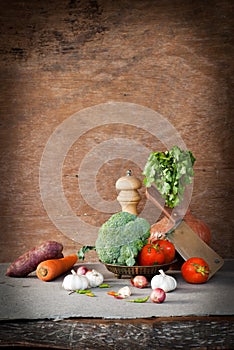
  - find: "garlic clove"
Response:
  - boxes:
[117,286,132,298]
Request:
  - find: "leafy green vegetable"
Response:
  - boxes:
[77,245,96,260]
[95,211,150,266]
[143,145,196,208]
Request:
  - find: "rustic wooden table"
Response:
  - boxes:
[0,261,233,349]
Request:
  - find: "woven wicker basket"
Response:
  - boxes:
[104,260,176,279]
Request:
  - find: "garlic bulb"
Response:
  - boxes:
[85,269,104,287]
[62,270,89,291]
[151,269,177,292]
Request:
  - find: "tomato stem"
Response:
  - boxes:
[192,263,209,276]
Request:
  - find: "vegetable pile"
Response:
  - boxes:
[4,142,212,309]
[5,240,78,281]
[5,240,211,308]
[137,239,176,266]
[62,268,104,291]
[143,145,196,208]
[79,213,177,268]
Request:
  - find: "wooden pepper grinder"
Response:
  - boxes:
[115,170,141,215]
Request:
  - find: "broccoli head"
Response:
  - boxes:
[95,211,150,266]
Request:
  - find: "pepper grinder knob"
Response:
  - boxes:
[115,170,141,215]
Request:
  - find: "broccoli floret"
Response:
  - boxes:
[95,211,150,266]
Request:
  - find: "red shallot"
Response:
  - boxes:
[131,275,148,288]
[77,266,88,275]
[150,288,166,303]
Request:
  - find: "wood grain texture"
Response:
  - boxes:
[0,317,233,349]
[0,0,233,261]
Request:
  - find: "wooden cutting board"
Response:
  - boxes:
[167,220,224,279]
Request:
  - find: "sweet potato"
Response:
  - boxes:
[5,241,64,277]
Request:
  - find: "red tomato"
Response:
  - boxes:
[138,244,165,266]
[154,239,176,263]
[181,257,210,284]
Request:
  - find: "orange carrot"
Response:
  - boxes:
[36,254,78,281]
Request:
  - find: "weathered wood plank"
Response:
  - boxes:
[0,317,233,349]
[0,0,233,261]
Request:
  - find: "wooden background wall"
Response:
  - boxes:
[0,0,233,262]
